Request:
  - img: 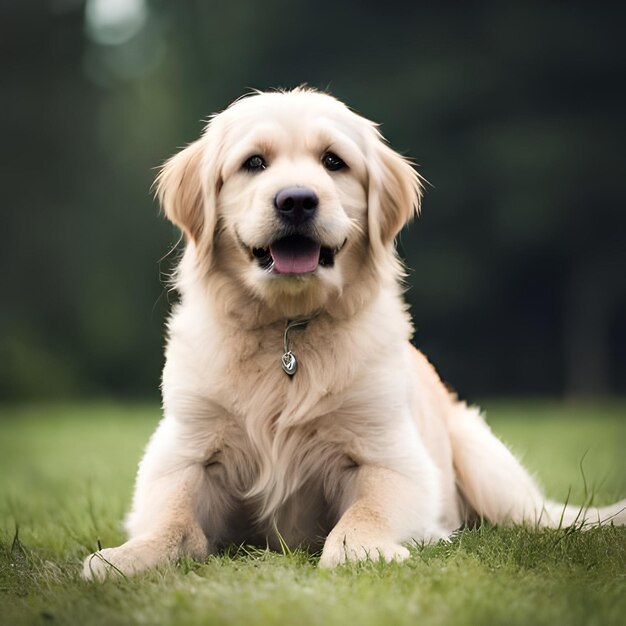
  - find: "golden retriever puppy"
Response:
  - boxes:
[83,88,625,579]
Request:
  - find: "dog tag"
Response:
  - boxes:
[281,351,297,376]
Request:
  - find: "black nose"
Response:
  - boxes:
[274,187,319,225]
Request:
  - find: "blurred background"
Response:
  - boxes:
[2,0,625,403]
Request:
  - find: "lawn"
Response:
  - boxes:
[0,401,625,626]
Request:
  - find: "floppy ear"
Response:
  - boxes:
[367,135,422,259]
[155,137,215,248]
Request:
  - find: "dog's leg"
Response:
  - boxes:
[82,469,208,581]
[319,464,445,568]
[82,417,217,580]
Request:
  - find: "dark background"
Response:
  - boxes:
[2,0,625,403]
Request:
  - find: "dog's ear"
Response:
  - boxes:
[367,135,422,260]
[155,137,215,247]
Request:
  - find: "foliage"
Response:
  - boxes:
[2,2,626,399]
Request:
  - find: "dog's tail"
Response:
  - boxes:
[447,403,626,528]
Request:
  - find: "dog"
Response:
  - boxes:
[83,88,625,579]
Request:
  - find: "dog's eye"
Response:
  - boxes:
[322,152,346,172]
[242,155,267,172]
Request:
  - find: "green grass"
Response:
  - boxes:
[0,401,625,626]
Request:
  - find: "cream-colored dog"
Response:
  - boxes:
[83,88,625,580]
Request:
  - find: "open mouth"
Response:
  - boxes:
[252,235,342,274]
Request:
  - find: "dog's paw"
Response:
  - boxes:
[319,535,410,569]
[83,548,127,581]
[603,499,626,525]
[82,541,158,581]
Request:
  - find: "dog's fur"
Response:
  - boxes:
[83,88,625,579]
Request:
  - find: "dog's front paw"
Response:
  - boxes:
[319,533,410,568]
[82,540,161,581]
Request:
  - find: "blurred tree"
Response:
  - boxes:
[1,0,624,400]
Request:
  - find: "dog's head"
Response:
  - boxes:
[156,89,422,319]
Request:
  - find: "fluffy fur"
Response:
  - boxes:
[83,88,625,580]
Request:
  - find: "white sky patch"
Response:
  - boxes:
[85,0,148,46]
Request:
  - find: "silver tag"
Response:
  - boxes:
[281,351,297,376]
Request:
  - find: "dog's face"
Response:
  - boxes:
[156,89,422,317]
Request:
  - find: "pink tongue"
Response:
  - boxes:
[270,239,321,274]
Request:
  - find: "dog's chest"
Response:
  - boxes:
[225,322,315,379]
[207,412,349,548]
[217,318,367,420]
[216,410,344,494]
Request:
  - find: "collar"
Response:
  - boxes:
[281,314,319,376]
